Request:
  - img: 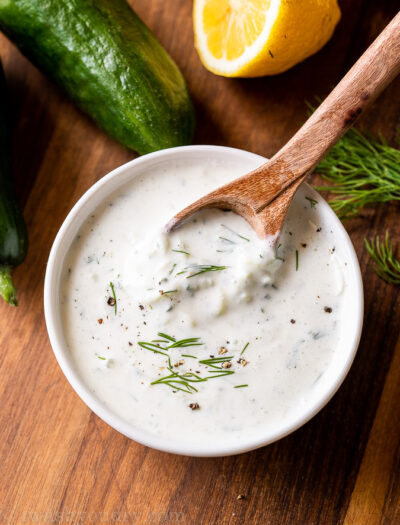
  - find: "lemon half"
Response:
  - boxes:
[194,0,341,77]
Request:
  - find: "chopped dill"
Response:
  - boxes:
[151,370,206,394]
[305,196,318,208]
[161,289,178,295]
[221,224,250,242]
[109,281,117,315]
[97,356,106,360]
[219,236,235,244]
[169,263,177,275]
[138,332,203,370]
[275,243,284,261]
[240,342,249,355]
[138,332,244,393]
[295,250,299,271]
[184,264,228,278]
[365,232,400,284]
[199,355,233,369]
[234,384,248,388]
[155,332,176,342]
[172,249,190,255]
[207,370,235,378]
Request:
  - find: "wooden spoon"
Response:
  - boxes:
[166,12,400,244]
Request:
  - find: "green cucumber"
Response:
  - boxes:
[0,59,28,306]
[0,0,195,154]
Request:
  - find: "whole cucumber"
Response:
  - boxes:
[0,60,28,306]
[0,0,195,154]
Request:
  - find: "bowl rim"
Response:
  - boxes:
[44,145,364,457]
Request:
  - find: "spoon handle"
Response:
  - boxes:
[270,11,400,179]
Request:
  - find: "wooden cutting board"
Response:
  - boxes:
[0,1,399,523]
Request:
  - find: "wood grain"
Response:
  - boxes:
[0,1,399,524]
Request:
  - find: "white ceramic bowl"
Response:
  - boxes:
[44,146,363,457]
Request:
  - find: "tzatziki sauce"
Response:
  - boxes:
[60,157,352,447]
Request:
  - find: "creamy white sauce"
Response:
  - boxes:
[60,158,351,447]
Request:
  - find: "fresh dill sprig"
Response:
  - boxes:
[109,281,117,315]
[365,232,400,284]
[138,332,203,369]
[314,128,400,219]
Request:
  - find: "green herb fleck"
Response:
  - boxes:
[240,342,249,356]
[305,196,318,208]
[234,384,248,388]
[295,250,299,271]
[109,281,117,314]
[185,264,228,278]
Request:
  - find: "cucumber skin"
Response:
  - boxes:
[0,0,195,154]
[0,60,27,271]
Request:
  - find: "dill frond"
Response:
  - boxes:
[314,128,400,219]
[365,232,400,285]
